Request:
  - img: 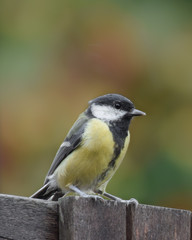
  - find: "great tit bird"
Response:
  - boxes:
[31,94,145,201]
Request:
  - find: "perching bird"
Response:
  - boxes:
[31,94,145,201]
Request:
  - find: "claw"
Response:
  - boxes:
[119,198,139,207]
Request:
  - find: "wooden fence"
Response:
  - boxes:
[0,194,191,240]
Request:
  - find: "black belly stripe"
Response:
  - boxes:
[108,119,130,167]
[98,118,131,183]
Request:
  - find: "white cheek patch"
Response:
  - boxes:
[91,104,127,121]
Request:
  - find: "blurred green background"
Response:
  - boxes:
[0,1,192,210]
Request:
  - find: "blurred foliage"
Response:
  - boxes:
[0,0,192,210]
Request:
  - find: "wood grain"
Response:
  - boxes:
[59,196,126,240]
[127,203,192,240]
[0,194,191,240]
[0,194,58,240]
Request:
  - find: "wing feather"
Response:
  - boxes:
[44,113,89,184]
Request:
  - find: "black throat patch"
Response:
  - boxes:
[108,118,131,168]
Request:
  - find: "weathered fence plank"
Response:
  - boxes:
[59,196,127,240]
[127,203,192,240]
[0,194,191,240]
[0,194,58,240]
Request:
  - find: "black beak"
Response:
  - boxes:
[131,108,146,116]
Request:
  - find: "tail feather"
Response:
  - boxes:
[30,183,56,200]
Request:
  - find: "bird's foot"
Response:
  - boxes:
[99,191,139,207]
[119,198,139,207]
[68,185,104,201]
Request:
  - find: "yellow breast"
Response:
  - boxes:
[97,133,130,192]
[55,118,115,191]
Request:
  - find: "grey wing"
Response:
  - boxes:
[44,113,89,184]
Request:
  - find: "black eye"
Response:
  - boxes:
[114,102,121,109]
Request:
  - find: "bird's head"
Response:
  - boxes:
[87,93,146,122]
